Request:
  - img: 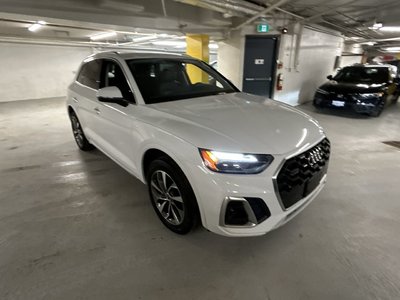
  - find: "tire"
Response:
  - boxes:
[69,111,95,151]
[313,99,322,110]
[393,92,399,103]
[146,157,199,234]
[369,98,385,117]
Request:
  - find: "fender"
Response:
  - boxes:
[137,136,208,228]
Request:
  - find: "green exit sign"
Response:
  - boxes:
[257,24,269,33]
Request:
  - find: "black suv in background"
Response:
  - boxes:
[313,64,399,117]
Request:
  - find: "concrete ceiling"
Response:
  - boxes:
[0,0,399,53]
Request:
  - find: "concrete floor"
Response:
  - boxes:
[1,97,400,300]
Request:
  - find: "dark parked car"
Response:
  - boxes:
[313,64,399,117]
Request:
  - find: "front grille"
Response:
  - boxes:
[276,138,330,209]
[315,91,328,98]
[315,91,353,102]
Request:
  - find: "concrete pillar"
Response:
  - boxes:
[186,34,209,83]
[216,30,243,89]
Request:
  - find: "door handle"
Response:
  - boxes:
[72,97,79,103]
[94,107,101,115]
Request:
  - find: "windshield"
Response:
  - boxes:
[333,67,389,84]
[126,58,237,104]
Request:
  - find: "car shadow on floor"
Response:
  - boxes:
[74,149,199,235]
[74,147,308,241]
[313,108,370,119]
[300,101,400,120]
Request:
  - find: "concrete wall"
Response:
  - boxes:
[217,25,343,106]
[340,55,362,68]
[276,28,343,105]
[217,31,244,89]
[0,43,93,102]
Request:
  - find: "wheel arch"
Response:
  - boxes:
[141,147,205,227]
[142,148,173,182]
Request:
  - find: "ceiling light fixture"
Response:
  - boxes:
[28,20,46,32]
[209,43,219,50]
[379,26,400,32]
[371,22,383,30]
[383,46,400,52]
[90,31,117,41]
[361,41,376,46]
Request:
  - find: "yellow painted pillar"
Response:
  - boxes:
[186,34,209,83]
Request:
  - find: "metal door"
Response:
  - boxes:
[242,36,278,97]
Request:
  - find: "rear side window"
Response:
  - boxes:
[77,59,102,89]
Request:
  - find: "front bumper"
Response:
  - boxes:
[313,92,382,114]
[182,137,329,237]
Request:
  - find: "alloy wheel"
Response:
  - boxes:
[150,170,185,225]
[71,116,84,147]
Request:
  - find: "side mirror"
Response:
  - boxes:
[97,86,128,107]
[327,75,333,80]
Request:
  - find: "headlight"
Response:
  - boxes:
[316,88,329,95]
[199,149,274,174]
[358,92,384,98]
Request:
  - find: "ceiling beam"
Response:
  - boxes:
[275,7,304,20]
[321,18,370,39]
[232,0,291,30]
[303,0,361,22]
[341,0,399,16]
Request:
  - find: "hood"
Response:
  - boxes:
[139,93,325,155]
[319,80,387,94]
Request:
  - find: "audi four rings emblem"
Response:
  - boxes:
[308,147,323,166]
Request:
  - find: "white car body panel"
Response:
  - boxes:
[142,92,325,154]
[67,51,329,237]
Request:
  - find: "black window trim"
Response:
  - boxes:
[75,57,138,105]
[126,57,239,92]
[100,57,137,105]
[75,58,102,91]
[125,57,240,104]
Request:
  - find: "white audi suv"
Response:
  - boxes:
[67,51,330,237]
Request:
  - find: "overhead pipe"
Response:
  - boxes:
[293,23,304,71]
[304,24,343,38]
[302,0,361,23]
[200,0,259,15]
[343,0,399,17]
[0,35,160,50]
[321,19,371,39]
[161,0,168,17]
[175,0,308,29]
[0,35,220,53]
[174,0,260,17]
[274,7,304,20]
